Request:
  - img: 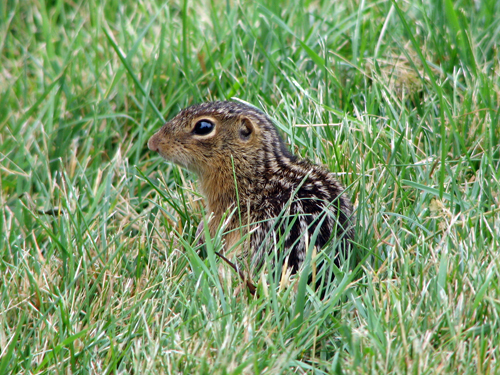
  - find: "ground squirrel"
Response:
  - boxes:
[148,101,354,278]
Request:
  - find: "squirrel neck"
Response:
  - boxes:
[199,163,262,223]
[198,148,299,228]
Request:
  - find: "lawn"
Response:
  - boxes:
[1,0,499,373]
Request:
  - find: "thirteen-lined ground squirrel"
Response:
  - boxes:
[148,100,354,278]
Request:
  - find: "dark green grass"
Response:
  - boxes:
[1,0,499,373]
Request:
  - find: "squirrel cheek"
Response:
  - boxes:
[165,149,192,170]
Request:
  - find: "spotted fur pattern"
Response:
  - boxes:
[148,101,355,274]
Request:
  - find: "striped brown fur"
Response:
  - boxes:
[148,101,354,276]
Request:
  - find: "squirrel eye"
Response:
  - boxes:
[193,120,214,135]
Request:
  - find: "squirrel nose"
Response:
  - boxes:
[148,134,159,152]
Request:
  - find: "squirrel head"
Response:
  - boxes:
[148,101,288,178]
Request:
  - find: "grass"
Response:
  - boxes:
[1,0,499,373]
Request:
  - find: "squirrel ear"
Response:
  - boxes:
[239,117,254,141]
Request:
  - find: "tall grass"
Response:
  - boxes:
[1,0,499,373]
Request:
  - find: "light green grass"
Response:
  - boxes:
[1,0,499,373]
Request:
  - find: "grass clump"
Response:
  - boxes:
[1,0,499,373]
